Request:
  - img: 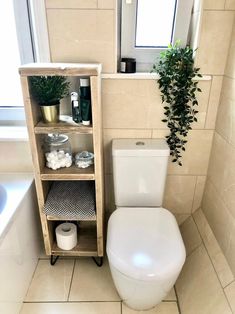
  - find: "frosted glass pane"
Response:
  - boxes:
[135,0,177,47]
[0,0,23,106]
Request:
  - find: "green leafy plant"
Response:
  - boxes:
[29,76,70,106]
[152,42,202,166]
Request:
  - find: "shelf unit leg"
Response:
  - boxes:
[50,255,59,266]
[92,256,103,267]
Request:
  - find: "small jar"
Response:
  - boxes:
[44,133,72,170]
[75,151,94,168]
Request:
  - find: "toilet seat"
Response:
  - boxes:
[107,207,186,282]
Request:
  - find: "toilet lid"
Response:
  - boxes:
[106,207,186,281]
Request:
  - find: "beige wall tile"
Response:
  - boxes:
[176,245,232,314]
[103,128,152,174]
[0,142,33,173]
[102,79,165,129]
[205,76,223,129]
[225,0,235,9]
[202,179,235,274]
[153,130,214,176]
[192,176,206,212]
[45,0,97,8]
[174,214,191,225]
[69,258,120,301]
[216,92,233,142]
[47,10,116,73]
[194,80,211,129]
[196,11,234,75]
[105,174,115,213]
[208,132,235,221]
[224,281,235,312]
[225,25,235,78]
[164,288,177,301]
[193,209,234,287]
[203,0,226,9]
[21,302,121,314]
[98,0,115,9]
[180,217,202,256]
[102,79,209,130]
[122,302,179,314]
[25,259,74,301]
[163,175,197,214]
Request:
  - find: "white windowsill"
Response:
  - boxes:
[0,126,29,142]
[101,72,212,80]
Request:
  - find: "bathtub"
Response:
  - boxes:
[0,174,42,314]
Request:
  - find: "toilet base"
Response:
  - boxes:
[109,263,178,311]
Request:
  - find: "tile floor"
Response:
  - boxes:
[20,257,180,314]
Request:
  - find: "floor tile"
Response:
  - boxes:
[193,209,234,287]
[20,302,121,314]
[69,257,120,301]
[176,245,232,314]
[224,281,235,312]
[25,259,74,302]
[122,302,179,314]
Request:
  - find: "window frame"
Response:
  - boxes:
[0,0,50,124]
[121,0,194,72]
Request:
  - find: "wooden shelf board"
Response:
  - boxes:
[35,121,93,134]
[51,225,97,256]
[46,215,96,221]
[40,165,95,180]
[19,63,101,77]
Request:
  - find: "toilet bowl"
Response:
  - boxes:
[107,207,186,310]
[106,139,186,310]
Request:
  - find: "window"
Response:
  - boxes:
[121,0,194,72]
[0,0,49,123]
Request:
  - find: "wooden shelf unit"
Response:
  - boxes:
[19,63,104,258]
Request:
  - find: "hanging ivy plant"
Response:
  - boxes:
[152,42,202,166]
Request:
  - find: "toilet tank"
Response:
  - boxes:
[112,139,170,207]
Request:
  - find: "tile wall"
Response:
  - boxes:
[41,0,234,222]
[201,0,235,284]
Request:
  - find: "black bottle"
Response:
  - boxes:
[80,78,91,125]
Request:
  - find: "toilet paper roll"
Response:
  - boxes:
[55,222,77,250]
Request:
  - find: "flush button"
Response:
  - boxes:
[136,141,145,146]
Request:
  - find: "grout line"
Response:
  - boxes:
[23,300,122,304]
[223,279,235,290]
[204,74,213,129]
[174,286,182,314]
[23,258,41,302]
[67,258,77,301]
[191,176,198,214]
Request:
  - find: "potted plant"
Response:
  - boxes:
[152,42,202,166]
[29,76,70,123]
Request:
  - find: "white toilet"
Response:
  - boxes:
[106,139,186,310]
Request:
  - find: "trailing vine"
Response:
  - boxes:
[152,42,202,166]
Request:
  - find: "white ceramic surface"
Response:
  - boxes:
[112,139,169,207]
[107,139,186,310]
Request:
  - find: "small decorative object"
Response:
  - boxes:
[29,76,70,123]
[152,41,202,166]
[71,91,82,123]
[120,57,136,73]
[80,78,91,125]
[75,151,94,168]
[44,133,72,170]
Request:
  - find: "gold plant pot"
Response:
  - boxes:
[40,104,60,123]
